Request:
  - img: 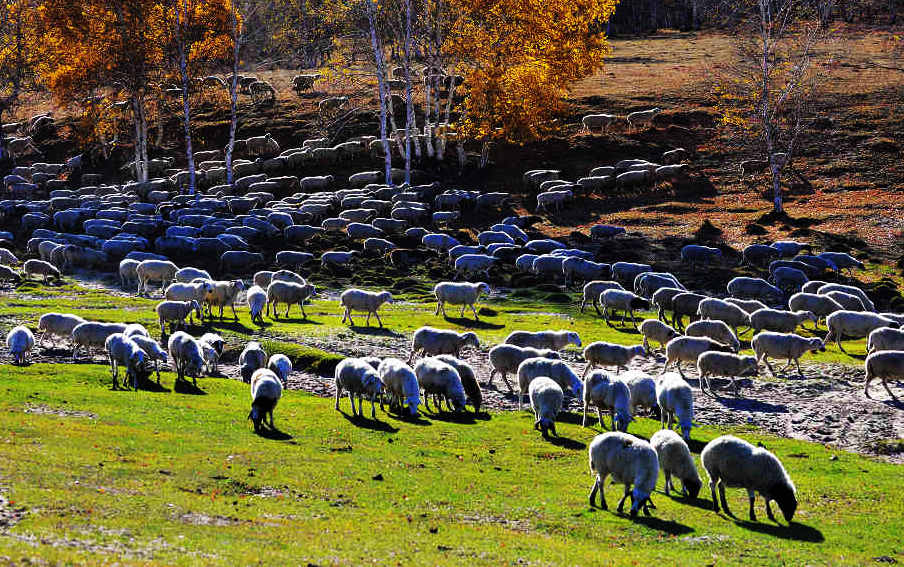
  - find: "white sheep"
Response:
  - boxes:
[246,285,267,324]
[656,372,694,441]
[650,429,701,498]
[825,311,900,353]
[266,280,316,319]
[165,281,214,306]
[249,368,283,433]
[580,280,624,314]
[36,312,85,346]
[818,283,875,311]
[823,290,866,311]
[486,344,560,391]
[622,370,658,416]
[600,289,650,329]
[582,341,646,375]
[175,267,211,283]
[434,355,482,413]
[749,308,817,335]
[105,333,147,390]
[206,280,246,320]
[434,281,489,320]
[582,370,632,431]
[23,259,61,283]
[454,254,496,279]
[267,354,292,387]
[377,358,421,417]
[119,259,140,292]
[71,322,128,360]
[867,327,904,354]
[787,292,843,327]
[587,432,659,517]
[582,113,617,133]
[339,288,393,327]
[697,297,750,338]
[685,319,741,352]
[697,351,758,397]
[626,107,661,130]
[130,335,167,384]
[414,357,467,413]
[156,300,202,334]
[664,336,730,378]
[409,326,479,362]
[239,341,267,383]
[864,350,904,400]
[504,330,581,351]
[724,297,769,314]
[727,277,783,304]
[530,377,564,438]
[6,325,34,365]
[517,357,583,410]
[167,331,205,387]
[702,435,797,524]
[136,260,178,296]
[638,319,680,352]
[751,331,825,376]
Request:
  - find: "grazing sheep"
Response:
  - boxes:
[582,341,646,376]
[743,244,780,267]
[436,355,482,413]
[724,297,769,314]
[119,259,140,291]
[771,240,810,258]
[136,260,178,297]
[530,377,563,438]
[487,344,560,391]
[156,300,202,334]
[652,287,685,322]
[650,429,701,498]
[771,267,808,293]
[249,369,283,433]
[626,107,661,130]
[235,341,268,384]
[697,298,750,338]
[817,283,875,311]
[681,245,722,270]
[174,267,211,283]
[867,327,904,354]
[0,264,20,284]
[339,288,393,327]
[751,331,825,376]
[702,435,797,524]
[37,313,86,346]
[583,370,632,431]
[517,357,583,410]
[414,357,467,413]
[825,311,900,353]
[664,336,730,377]
[128,335,167,383]
[581,280,625,314]
[6,325,34,365]
[787,293,843,327]
[818,252,864,276]
[321,250,358,268]
[587,432,659,516]
[167,331,205,386]
[612,262,652,286]
[562,258,610,288]
[71,322,128,360]
[267,353,292,387]
[409,327,479,362]
[433,281,489,320]
[824,291,866,311]
[504,330,581,351]
[165,281,214,307]
[454,254,496,280]
[599,289,650,329]
[686,320,741,352]
[638,319,680,352]
[246,285,267,324]
[864,351,904,400]
[204,279,246,320]
[266,281,315,319]
[749,308,817,335]
[656,372,694,440]
[590,224,626,239]
[727,277,783,305]
[622,370,658,416]
[105,333,147,390]
[671,292,708,331]
[697,351,758,396]
[634,272,685,299]
[377,358,421,417]
[23,259,61,283]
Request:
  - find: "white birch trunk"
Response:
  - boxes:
[365,0,393,184]
[177,0,196,199]
[225,0,241,185]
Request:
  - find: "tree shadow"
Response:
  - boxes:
[442,316,505,330]
[173,380,207,395]
[735,520,825,543]
[339,411,400,432]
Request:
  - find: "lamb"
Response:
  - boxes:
[414,357,467,413]
[530,377,564,438]
[863,351,904,400]
[626,107,661,130]
[664,336,731,377]
[6,325,34,365]
[582,370,632,431]
[697,297,750,338]
[727,277,783,305]
[267,354,293,387]
[71,322,128,360]
[167,331,205,387]
[582,113,618,133]
[197,335,221,375]
[266,280,316,319]
[239,341,267,383]
[156,300,202,334]
[23,259,61,283]
[622,370,658,416]
[36,312,86,346]
[685,320,741,352]
[377,358,421,417]
[824,290,866,311]
[697,351,758,396]
[486,344,560,391]
[249,369,283,433]
[136,260,178,297]
[246,285,267,324]
[787,292,843,327]
[433,281,489,321]
[638,319,680,352]
[701,435,797,524]
[582,341,647,375]
[656,372,694,440]
[817,283,875,311]
[517,357,583,410]
[825,311,900,353]
[680,245,722,270]
[409,326,479,362]
[751,331,825,376]
[206,280,247,320]
[165,281,214,306]
[600,289,650,328]
[650,430,702,498]
[119,259,140,292]
[129,335,167,383]
[587,432,659,517]
[436,355,482,413]
[504,330,581,351]
[867,327,904,354]
[581,280,625,314]
[339,288,393,327]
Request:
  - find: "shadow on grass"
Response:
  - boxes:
[735,520,825,543]
[134,375,171,393]
[633,515,695,535]
[442,316,505,330]
[346,325,404,337]
[173,380,207,395]
[264,316,323,326]
[340,411,400,432]
[255,426,294,441]
[547,435,586,450]
[717,396,787,414]
[661,492,714,511]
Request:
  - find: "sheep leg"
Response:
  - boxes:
[594,300,603,317]
[582,401,588,427]
[231,304,238,320]
[285,304,290,317]
[763,356,777,377]
[501,374,514,393]
[747,490,757,522]
[346,312,354,326]
[732,377,740,397]
[589,475,605,508]
[664,472,672,496]
[484,369,496,387]
[109,358,118,390]
[597,408,604,429]
[155,361,161,384]
[334,386,341,410]
[710,480,720,513]
[374,311,384,328]
[365,311,372,326]
[765,498,778,523]
[370,394,377,419]
[582,363,593,378]
[719,483,732,517]
[881,379,899,401]
[616,484,631,514]
[423,393,432,413]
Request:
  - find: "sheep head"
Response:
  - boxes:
[769,481,798,524]
[461,332,479,349]
[534,417,556,439]
[568,332,582,347]
[379,291,393,304]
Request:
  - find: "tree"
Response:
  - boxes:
[224,0,253,185]
[364,0,393,184]
[0,0,37,168]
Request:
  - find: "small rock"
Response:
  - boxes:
[429,526,438,534]
[372,473,384,481]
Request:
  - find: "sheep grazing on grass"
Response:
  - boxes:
[165,281,214,306]
[697,298,751,338]
[435,355,482,413]
[582,341,646,375]
[505,330,581,351]
[702,435,797,524]
[24,259,61,283]
[651,429,701,498]
[434,281,489,320]
[863,350,904,400]
[580,280,625,314]
[167,331,205,387]
[697,351,758,397]
[787,293,843,327]
[825,311,900,354]
[197,333,224,375]
[743,244,780,267]
[517,357,583,410]
[664,336,731,378]
[249,368,283,433]
[582,113,618,133]
[36,312,85,346]
[626,107,661,131]
[749,308,817,335]
[71,322,128,360]
[105,333,147,390]
[530,377,563,438]
[267,354,292,387]
[0,264,20,284]
[486,344,560,391]
[266,280,316,319]
[670,292,708,331]
[129,335,167,383]
[751,331,825,376]
[638,319,680,352]
[6,325,34,365]
[414,357,467,413]
[634,272,685,299]
[817,283,875,311]
[656,372,694,440]
[246,285,267,324]
[823,290,866,311]
[136,260,178,296]
[409,326,479,362]
[686,320,741,352]
[206,280,246,320]
[867,327,904,354]
[377,358,421,417]
[727,277,783,305]
[600,289,650,329]
[818,252,864,277]
[681,245,722,270]
[582,370,632,431]
[622,370,658,416]
[652,287,685,322]
[156,300,202,334]
[233,340,267,383]
[588,432,659,517]
[119,259,140,292]
[724,297,769,314]
[340,288,393,327]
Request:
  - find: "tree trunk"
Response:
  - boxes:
[403,0,418,182]
[225,0,241,185]
[365,0,393,184]
[131,93,149,183]
[177,0,197,200]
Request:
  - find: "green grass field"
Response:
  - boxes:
[0,363,901,565]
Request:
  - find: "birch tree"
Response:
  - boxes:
[364,0,393,184]
[0,0,36,168]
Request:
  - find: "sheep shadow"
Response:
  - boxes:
[632,515,694,535]
[735,520,824,543]
[716,397,787,414]
[426,411,479,425]
[385,412,433,426]
[340,411,400,432]
[203,320,255,333]
[173,380,207,395]
[254,426,294,441]
[346,325,402,337]
[134,375,171,393]
[441,316,505,330]
[660,492,713,511]
[268,316,323,325]
[546,435,586,450]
